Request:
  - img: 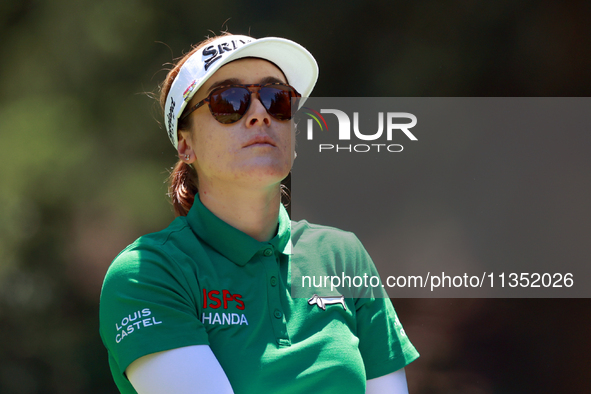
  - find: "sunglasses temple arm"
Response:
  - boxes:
[180,101,207,122]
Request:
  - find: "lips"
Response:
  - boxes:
[243,135,276,148]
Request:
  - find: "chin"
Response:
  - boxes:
[236,162,291,185]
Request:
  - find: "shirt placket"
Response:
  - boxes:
[260,244,291,347]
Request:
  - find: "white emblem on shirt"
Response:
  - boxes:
[307,294,347,311]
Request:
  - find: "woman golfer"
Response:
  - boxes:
[99,33,419,394]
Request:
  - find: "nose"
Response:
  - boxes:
[244,89,272,127]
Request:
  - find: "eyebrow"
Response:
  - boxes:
[206,78,241,94]
[206,76,287,94]
[259,76,286,85]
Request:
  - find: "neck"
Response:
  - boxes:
[198,181,282,242]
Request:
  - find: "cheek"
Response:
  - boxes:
[195,136,227,166]
[192,125,238,170]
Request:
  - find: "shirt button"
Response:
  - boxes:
[273,309,283,319]
[263,248,273,257]
[270,276,277,286]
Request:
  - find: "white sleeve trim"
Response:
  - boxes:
[126,345,234,394]
[366,368,409,394]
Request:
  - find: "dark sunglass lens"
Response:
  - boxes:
[210,87,251,124]
[259,85,294,120]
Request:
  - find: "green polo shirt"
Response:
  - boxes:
[99,195,418,393]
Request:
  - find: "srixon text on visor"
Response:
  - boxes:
[307,110,417,153]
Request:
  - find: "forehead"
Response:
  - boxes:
[202,58,287,91]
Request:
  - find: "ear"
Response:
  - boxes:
[177,131,196,164]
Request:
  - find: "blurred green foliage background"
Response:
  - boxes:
[1,0,590,393]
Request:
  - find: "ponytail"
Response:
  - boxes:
[168,159,198,217]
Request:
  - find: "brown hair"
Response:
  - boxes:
[160,33,291,217]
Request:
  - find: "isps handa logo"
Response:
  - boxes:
[301,107,417,153]
[201,288,248,326]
